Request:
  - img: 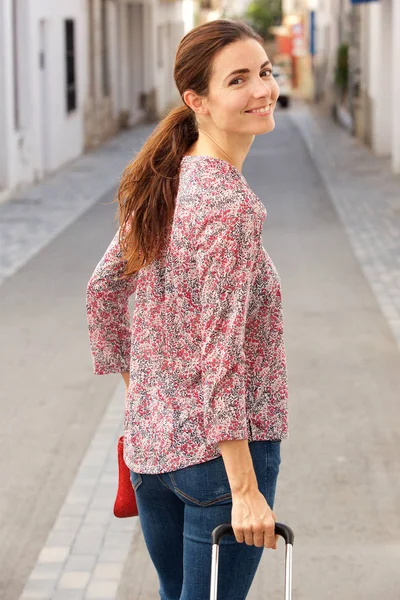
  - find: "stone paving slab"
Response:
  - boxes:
[0,124,154,286]
[19,381,139,600]
[290,104,400,349]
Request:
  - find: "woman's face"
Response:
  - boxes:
[203,38,280,136]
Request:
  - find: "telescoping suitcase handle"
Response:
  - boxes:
[210,523,294,600]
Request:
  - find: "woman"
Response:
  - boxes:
[86,19,288,600]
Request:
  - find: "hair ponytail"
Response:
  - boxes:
[117,19,262,277]
[117,105,197,276]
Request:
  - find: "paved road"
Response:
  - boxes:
[1,106,399,599]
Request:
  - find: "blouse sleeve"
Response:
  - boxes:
[86,230,139,374]
[195,202,259,445]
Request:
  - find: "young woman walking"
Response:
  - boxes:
[86,19,288,600]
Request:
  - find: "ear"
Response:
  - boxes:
[182,90,209,116]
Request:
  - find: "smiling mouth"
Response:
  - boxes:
[245,104,273,114]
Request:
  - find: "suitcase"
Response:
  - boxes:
[210,523,294,600]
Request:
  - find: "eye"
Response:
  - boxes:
[260,68,273,78]
[229,77,244,86]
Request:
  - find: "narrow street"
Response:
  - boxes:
[1,105,399,600]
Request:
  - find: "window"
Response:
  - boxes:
[101,0,110,97]
[65,19,77,112]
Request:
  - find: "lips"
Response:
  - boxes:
[245,104,273,114]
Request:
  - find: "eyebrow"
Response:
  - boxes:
[225,60,271,81]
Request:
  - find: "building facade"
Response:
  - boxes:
[0,0,189,203]
[364,0,400,172]
[280,0,316,101]
[0,0,87,202]
[310,0,400,174]
[84,0,188,149]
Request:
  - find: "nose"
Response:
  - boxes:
[252,77,273,100]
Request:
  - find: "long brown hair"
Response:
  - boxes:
[117,19,263,276]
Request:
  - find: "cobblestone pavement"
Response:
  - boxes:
[291,103,400,348]
[0,124,154,286]
[1,104,399,599]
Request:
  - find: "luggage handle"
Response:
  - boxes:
[210,523,294,600]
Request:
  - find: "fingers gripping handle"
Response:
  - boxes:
[211,523,294,546]
[210,523,294,600]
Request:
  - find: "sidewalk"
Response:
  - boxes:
[290,102,400,350]
[0,123,154,286]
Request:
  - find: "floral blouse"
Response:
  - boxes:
[86,155,288,474]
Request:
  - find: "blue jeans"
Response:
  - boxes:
[130,440,281,600]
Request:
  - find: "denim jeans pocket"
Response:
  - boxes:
[169,456,232,507]
[130,470,143,492]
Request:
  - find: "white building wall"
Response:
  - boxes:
[372,0,393,156]
[155,1,185,116]
[325,0,340,91]
[30,0,87,175]
[371,0,392,157]
[0,0,13,198]
[1,0,86,200]
[182,0,195,33]
[312,0,336,101]
[315,0,399,173]
[367,2,381,153]
[122,0,185,121]
[108,1,120,123]
[2,0,190,202]
[1,0,35,195]
[84,0,118,148]
[86,0,185,140]
[116,1,146,127]
[391,0,400,173]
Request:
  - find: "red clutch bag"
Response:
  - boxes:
[113,435,139,518]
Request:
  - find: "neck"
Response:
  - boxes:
[190,128,254,173]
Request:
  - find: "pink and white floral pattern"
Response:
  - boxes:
[87,155,288,474]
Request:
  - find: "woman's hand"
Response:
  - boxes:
[231,488,278,549]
